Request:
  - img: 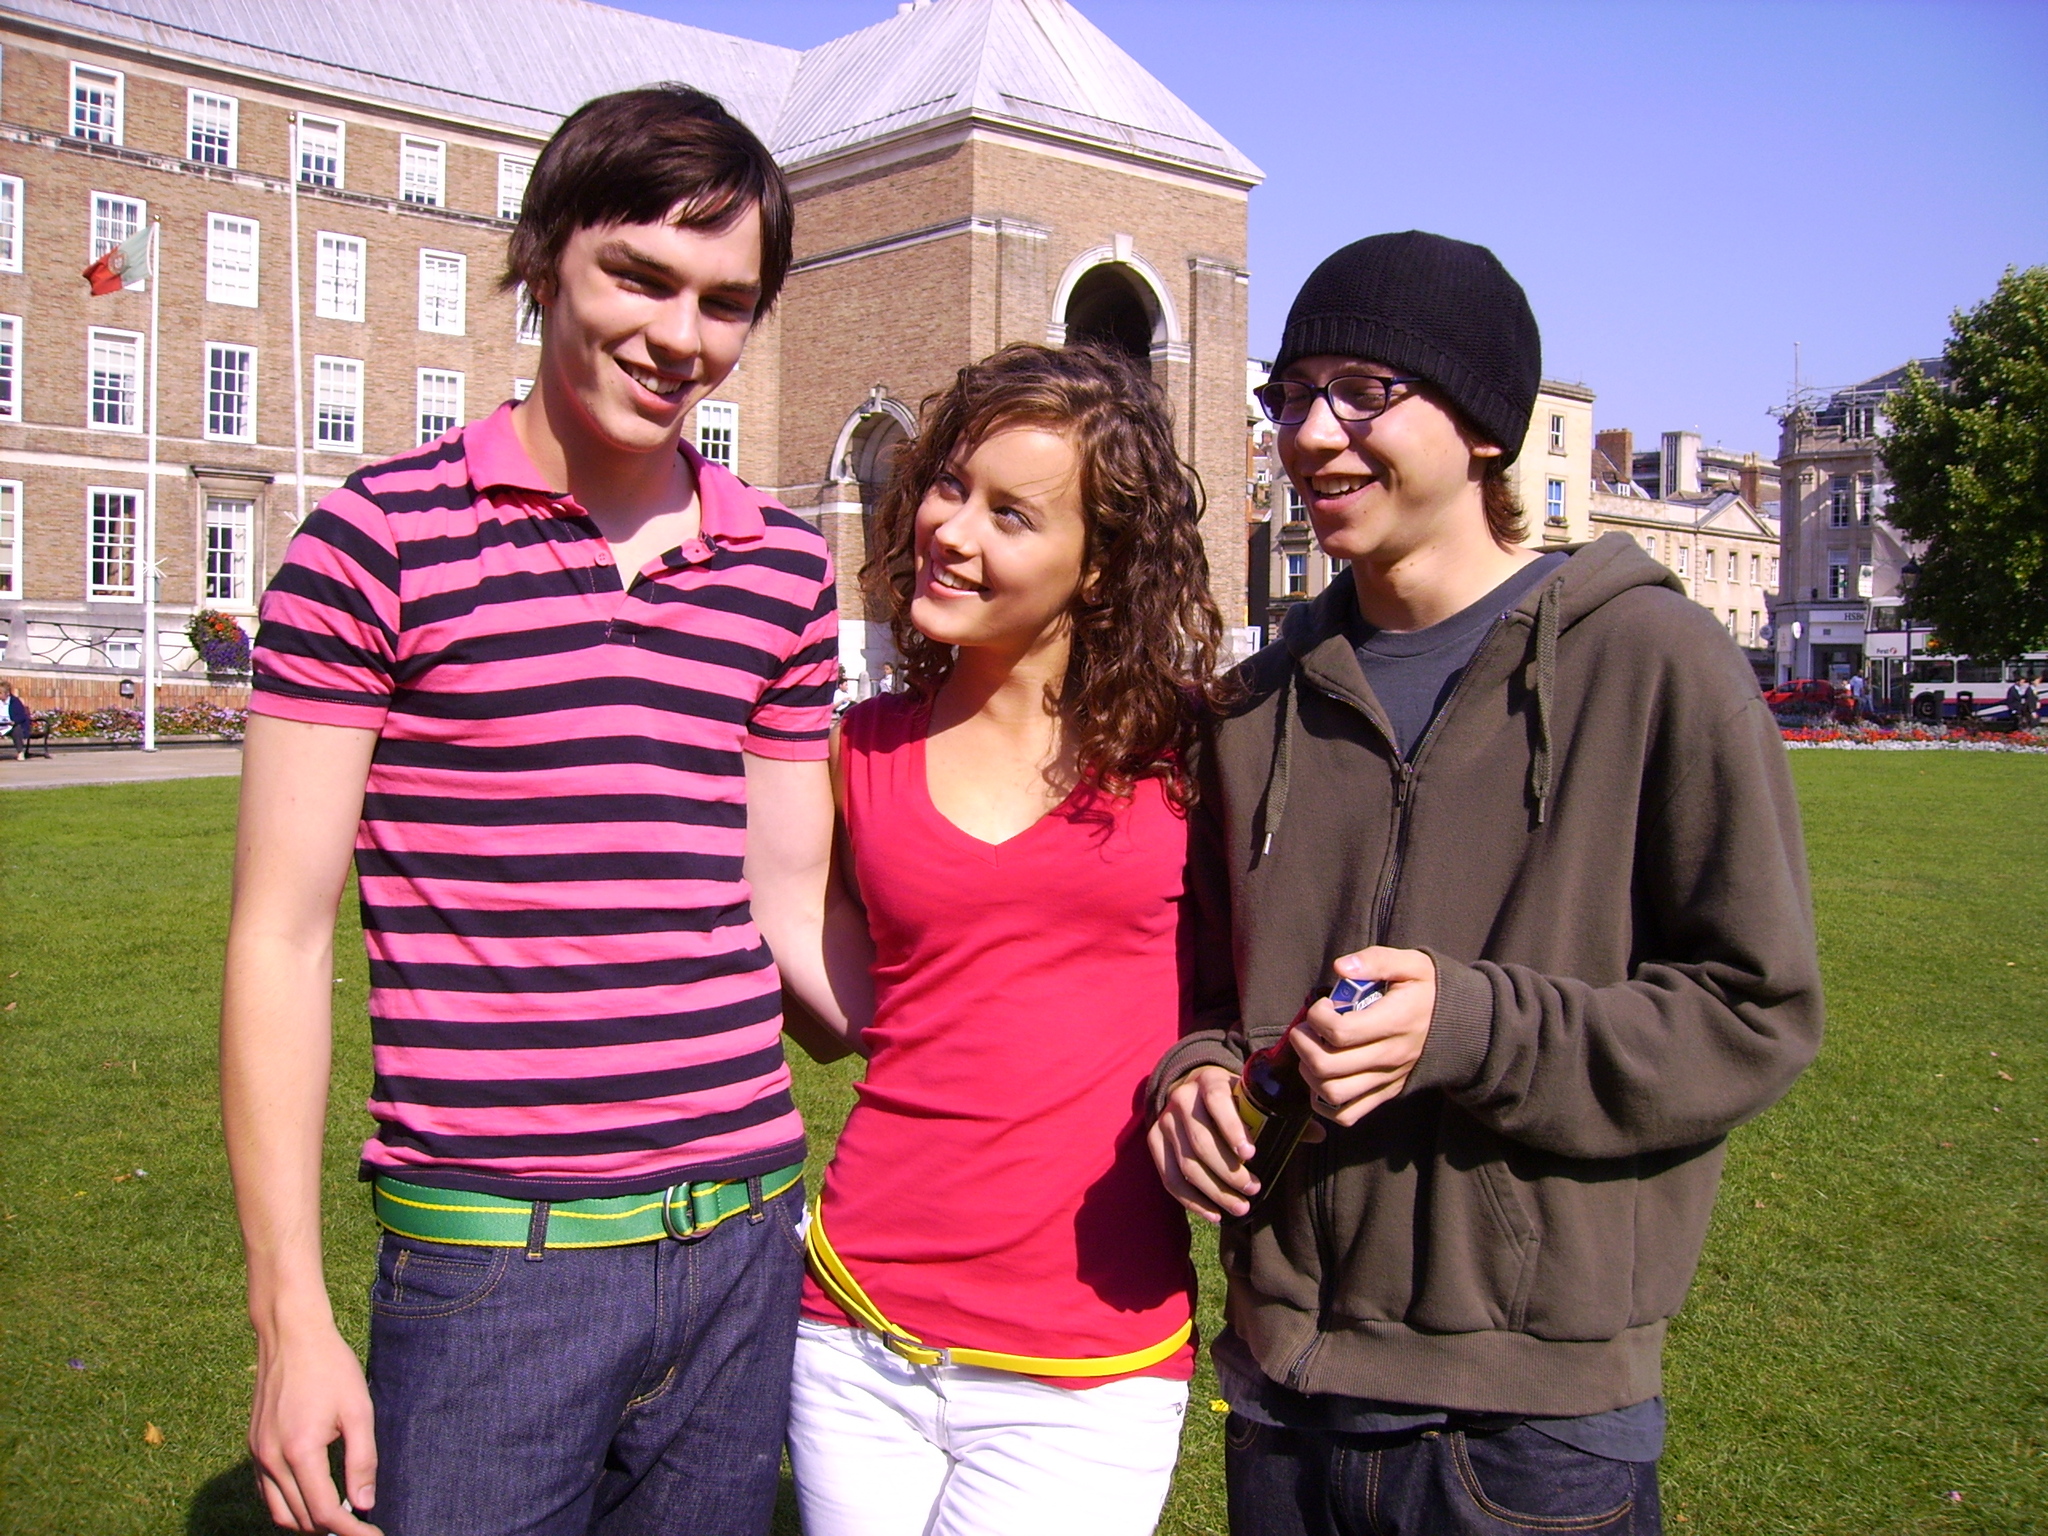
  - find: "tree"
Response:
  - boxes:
[1883,265,2048,661]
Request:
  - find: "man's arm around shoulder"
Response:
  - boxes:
[222,713,383,1536]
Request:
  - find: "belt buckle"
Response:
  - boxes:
[660,1182,702,1242]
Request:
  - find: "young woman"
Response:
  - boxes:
[786,343,1229,1535]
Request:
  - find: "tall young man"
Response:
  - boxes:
[1149,232,1824,1534]
[223,87,848,1536]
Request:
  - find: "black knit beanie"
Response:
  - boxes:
[1271,231,1542,465]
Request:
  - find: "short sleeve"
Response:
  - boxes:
[744,544,838,761]
[249,483,402,733]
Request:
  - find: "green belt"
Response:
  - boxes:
[371,1164,804,1251]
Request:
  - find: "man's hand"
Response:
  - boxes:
[1291,946,1436,1126]
[1148,1066,1257,1222]
[249,1316,382,1535]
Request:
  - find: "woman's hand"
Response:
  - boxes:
[1148,1066,1257,1222]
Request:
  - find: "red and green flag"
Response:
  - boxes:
[82,227,149,295]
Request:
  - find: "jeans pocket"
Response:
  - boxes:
[1451,1425,1636,1531]
[370,1234,509,1320]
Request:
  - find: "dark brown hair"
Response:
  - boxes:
[502,85,793,315]
[864,343,1227,802]
[1481,458,1525,546]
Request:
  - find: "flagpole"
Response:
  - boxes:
[142,218,161,753]
[288,116,307,527]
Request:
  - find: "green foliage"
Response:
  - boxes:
[1,764,2043,1534]
[1884,265,2048,661]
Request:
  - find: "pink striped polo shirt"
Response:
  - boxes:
[250,404,837,1200]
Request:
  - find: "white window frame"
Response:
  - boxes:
[205,213,259,307]
[1544,477,1565,526]
[511,377,534,402]
[1726,610,1738,636]
[399,136,445,206]
[1769,556,1781,588]
[497,154,533,221]
[417,249,466,336]
[1548,413,1566,454]
[515,282,542,346]
[1829,475,1853,527]
[1827,556,1850,601]
[313,355,363,453]
[1702,549,1716,583]
[0,175,20,273]
[1284,485,1306,524]
[203,495,255,607]
[89,192,144,262]
[87,326,142,433]
[0,313,19,424]
[696,399,737,471]
[187,89,237,167]
[298,115,345,189]
[1748,611,1761,645]
[1284,553,1307,597]
[87,485,141,600]
[416,368,464,445]
[1643,534,1657,562]
[315,232,365,322]
[204,342,257,443]
[0,480,21,599]
[1676,545,1689,577]
[1749,553,1761,586]
[70,64,123,145]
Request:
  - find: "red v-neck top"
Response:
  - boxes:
[802,693,1196,1382]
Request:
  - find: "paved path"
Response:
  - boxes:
[0,743,243,790]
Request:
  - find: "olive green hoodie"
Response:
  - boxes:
[1151,533,1823,1416]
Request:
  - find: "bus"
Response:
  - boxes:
[1884,656,2046,723]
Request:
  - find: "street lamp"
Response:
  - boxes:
[1899,558,1921,716]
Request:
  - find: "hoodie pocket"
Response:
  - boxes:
[1397,1127,1542,1334]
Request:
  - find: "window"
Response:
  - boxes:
[298,116,343,188]
[315,232,364,321]
[1748,611,1761,645]
[89,193,144,261]
[1827,556,1850,600]
[1702,550,1716,583]
[1726,610,1737,636]
[88,487,140,599]
[1285,553,1308,596]
[1284,485,1306,524]
[1856,474,1875,524]
[205,343,255,441]
[0,175,20,272]
[511,377,534,402]
[187,90,236,166]
[1829,475,1853,527]
[88,327,141,431]
[1643,534,1657,562]
[497,155,533,220]
[205,214,258,306]
[416,368,463,444]
[1750,553,1761,586]
[515,283,542,346]
[696,399,737,470]
[0,314,18,422]
[70,65,122,144]
[203,496,254,605]
[313,355,362,451]
[400,137,445,206]
[418,250,465,335]
[1544,478,1565,526]
[1548,413,1566,454]
[1325,554,1348,583]
[1676,545,1689,577]
[0,481,19,597]
[1845,402,1876,439]
[1858,562,1874,599]
[1769,557,1780,588]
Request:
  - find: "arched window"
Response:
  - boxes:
[1062,263,1156,369]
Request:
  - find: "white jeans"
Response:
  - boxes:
[787,1317,1188,1536]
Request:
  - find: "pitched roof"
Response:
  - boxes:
[18,0,1259,182]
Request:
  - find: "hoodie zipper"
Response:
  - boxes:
[1283,608,1520,1378]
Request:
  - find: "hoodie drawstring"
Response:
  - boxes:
[1256,668,1295,862]
[1529,578,1562,826]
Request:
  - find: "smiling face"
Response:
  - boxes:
[535,209,763,460]
[909,425,1090,663]
[1276,354,1501,569]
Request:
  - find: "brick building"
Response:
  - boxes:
[0,0,1260,701]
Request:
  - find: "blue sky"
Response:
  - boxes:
[611,0,2048,454]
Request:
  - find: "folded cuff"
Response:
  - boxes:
[1405,951,1494,1095]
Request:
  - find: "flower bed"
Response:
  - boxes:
[35,703,246,741]
[1781,722,2048,752]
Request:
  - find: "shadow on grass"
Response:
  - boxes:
[185,1455,805,1534]
[187,1459,278,1535]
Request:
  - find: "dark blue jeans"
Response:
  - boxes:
[363,1182,805,1536]
[1226,1415,1662,1535]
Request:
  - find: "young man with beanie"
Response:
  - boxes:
[222,87,848,1536]
[1148,231,1823,1534]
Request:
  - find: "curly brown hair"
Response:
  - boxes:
[863,343,1227,801]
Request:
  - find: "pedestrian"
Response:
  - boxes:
[1847,670,1868,719]
[2,680,30,759]
[1148,231,1823,1535]
[785,343,1230,1535]
[2005,679,2024,727]
[2024,677,2040,729]
[221,87,848,1536]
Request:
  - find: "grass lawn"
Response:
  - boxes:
[0,753,2042,1535]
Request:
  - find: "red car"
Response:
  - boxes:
[1764,678,1854,720]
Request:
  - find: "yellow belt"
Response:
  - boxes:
[804,1205,1192,1379]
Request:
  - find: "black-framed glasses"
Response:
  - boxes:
[1255,374,1424,426]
